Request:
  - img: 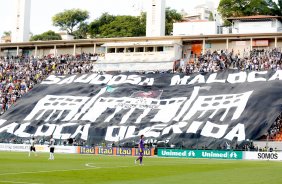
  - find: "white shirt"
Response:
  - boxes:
[30,139,35,147]
[50,138,55,148]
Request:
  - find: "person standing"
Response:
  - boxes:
[135,135,144,165]
[49,135,55,160]
[28,137,37,157]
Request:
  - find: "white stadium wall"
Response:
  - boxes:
[173,21,218,36]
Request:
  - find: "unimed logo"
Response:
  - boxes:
[258,153,278,160]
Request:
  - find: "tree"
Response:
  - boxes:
[30,30,62,41]
[52,9,89,34]
[88,13,116,38]
[165,7,183,35]
[73,22,89,39]
[2,31,11,37]
[98,16,146,37]
[268,0,282,16]
[88,8,182,38]
[218,0,272,25]
[208,12,214,21]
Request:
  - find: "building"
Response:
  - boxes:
[58,32,74,41]
[1,33,282,70]
[173,20,219,36]
[146,0,166,37]
[228,15,282,34]
[190,4,213,20]
[12,0,31,42]
[175,2,222,36]
[1,36,11,43]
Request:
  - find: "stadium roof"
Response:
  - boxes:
[227,15,282,21]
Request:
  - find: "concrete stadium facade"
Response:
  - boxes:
[1,33,282,59]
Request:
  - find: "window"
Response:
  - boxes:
[145,47,154,52]
[156,46,164,52]
[164,46,174,51]
[107,48,115,53]
[126,47,134,53]
[117,48,125,53]
[135,47,144,52]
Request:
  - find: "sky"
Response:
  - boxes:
[0,0,220,36]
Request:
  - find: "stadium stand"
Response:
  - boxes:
[0,48,282,148]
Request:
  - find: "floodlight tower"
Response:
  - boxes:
[146,0,166,37]
[12,0,31,42]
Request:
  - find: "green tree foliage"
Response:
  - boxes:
[88,8,182,38]
[30,30,62,41]
[268,0,282,16]
[73,22,89,39]
[208,12,214,21]
[88,13,116,38]
[98,16,146,37]
[165,7,183,35]
[52,9,89,34]
[218,0,272,25]
[2,31,11,37]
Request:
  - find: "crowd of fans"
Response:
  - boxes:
[174,48,282,74]
[267,112,282,140]
[1,48,282,116]
[1,48,282,148]
[0,53,95,115]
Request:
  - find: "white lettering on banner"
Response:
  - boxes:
[173,87,200,121]
[124,126,138,139]
[13,123,31,137]
[104,121,245,142]
[141,124,167,137]
[188,74,205,85]
[183,91,253,122]
[108,75,127,85]
[201,121,228,139]
[105,126,127,142]
[138,78,154,86]
[42,74,155,86]
[70,124,90,140]
[206,73,226,84]
[124,75,142,85]
[34,124,56,137]
[170,75,190,85]
[0,122,91,141]
[269,70,282,81]
[72,87,107,121]
[41,75,65,85]
[81,96,187,124]
[41,72,282,86]
[53,123,77,139]
[247,71,267,82]
[227,72,247,83]
[224,123,245,141]
[74,74,98,83]
[90,74,113,84]
[24,95,89,122]
[58,75,76,84]
[7,71,282,142]
[0,119,6,126]
[186,121,204,134]
[0,122,18,134]
[162,122,187,135]
[0,86,250,141]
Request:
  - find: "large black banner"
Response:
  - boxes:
[0,70,282,148]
